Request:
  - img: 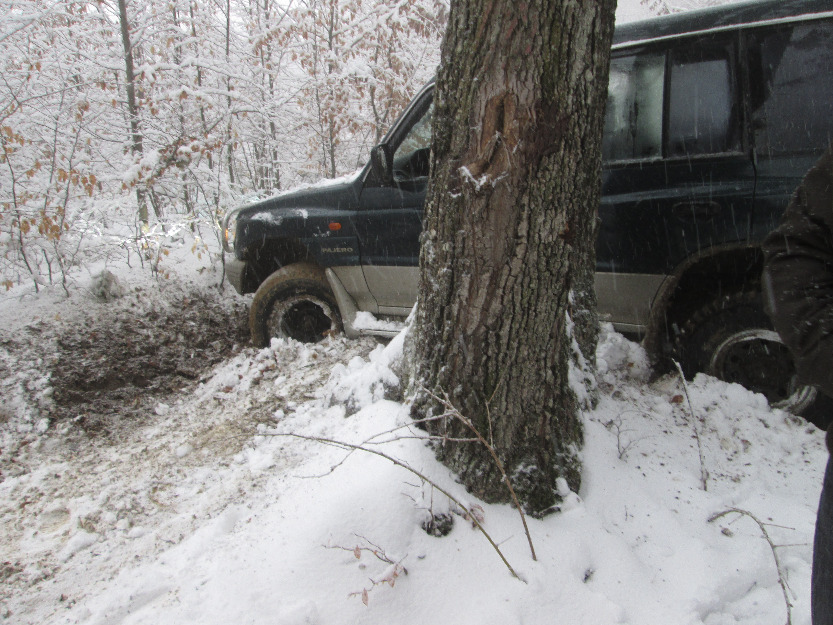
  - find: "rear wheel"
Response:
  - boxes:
[249,263,342,346]
[676,291,817,415]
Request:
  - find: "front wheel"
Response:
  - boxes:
[676,291,817,415]
[249,263,342,346]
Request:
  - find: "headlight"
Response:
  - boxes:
[222,208,242,253]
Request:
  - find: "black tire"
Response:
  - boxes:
[676,291,817,416]
[249,263,342,346]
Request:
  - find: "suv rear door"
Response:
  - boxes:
[597,32,754,333]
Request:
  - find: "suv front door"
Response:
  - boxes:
[355,92,433,314]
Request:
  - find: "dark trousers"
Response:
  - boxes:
[814,455,833,625]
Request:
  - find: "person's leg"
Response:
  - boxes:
[814,454,833,625]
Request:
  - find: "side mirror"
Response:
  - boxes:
[370,144,393,185]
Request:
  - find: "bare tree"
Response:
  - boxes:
[117,0,149,223]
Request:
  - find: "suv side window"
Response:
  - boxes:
[603,38,739,162]
[603,53,665,161]
[751,20,833,155]
[667,46,739,156]
[392,102,434,180]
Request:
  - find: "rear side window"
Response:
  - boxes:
[604,37,739,162]
[667,50,738,157]
[603,53,665,161]
[751,20,833,155]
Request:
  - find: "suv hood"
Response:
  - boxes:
[238,170,364,220]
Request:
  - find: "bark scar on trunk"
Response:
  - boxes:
[458,91,527,192]
[458,90,568,192]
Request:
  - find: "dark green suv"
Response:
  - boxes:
[224,0,833,414]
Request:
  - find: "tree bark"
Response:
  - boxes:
[410,0,615,514]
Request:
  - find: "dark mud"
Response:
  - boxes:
[47,287,250,435]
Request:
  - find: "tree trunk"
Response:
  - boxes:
[225,0,236,187]
[410,0,615,514]
[117,0,148,224]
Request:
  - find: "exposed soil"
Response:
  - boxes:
[2,284,250,438]
[51,287,250,435]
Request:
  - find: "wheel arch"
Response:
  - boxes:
[238,237,316,294]
[644,244,765,361]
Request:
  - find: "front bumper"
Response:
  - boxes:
[226,258,247,294]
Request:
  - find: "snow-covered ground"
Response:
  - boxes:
[0,236,826,625]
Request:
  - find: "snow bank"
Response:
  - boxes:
[3,323,818,625]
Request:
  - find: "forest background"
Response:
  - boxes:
[0,0,729,294]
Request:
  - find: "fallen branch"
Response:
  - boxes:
[708,508,794,625]
[605,415,649,460]
[268,431,525,581]
[673,360,709,491]
[423,387,538,562]
[327,535,408,606]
